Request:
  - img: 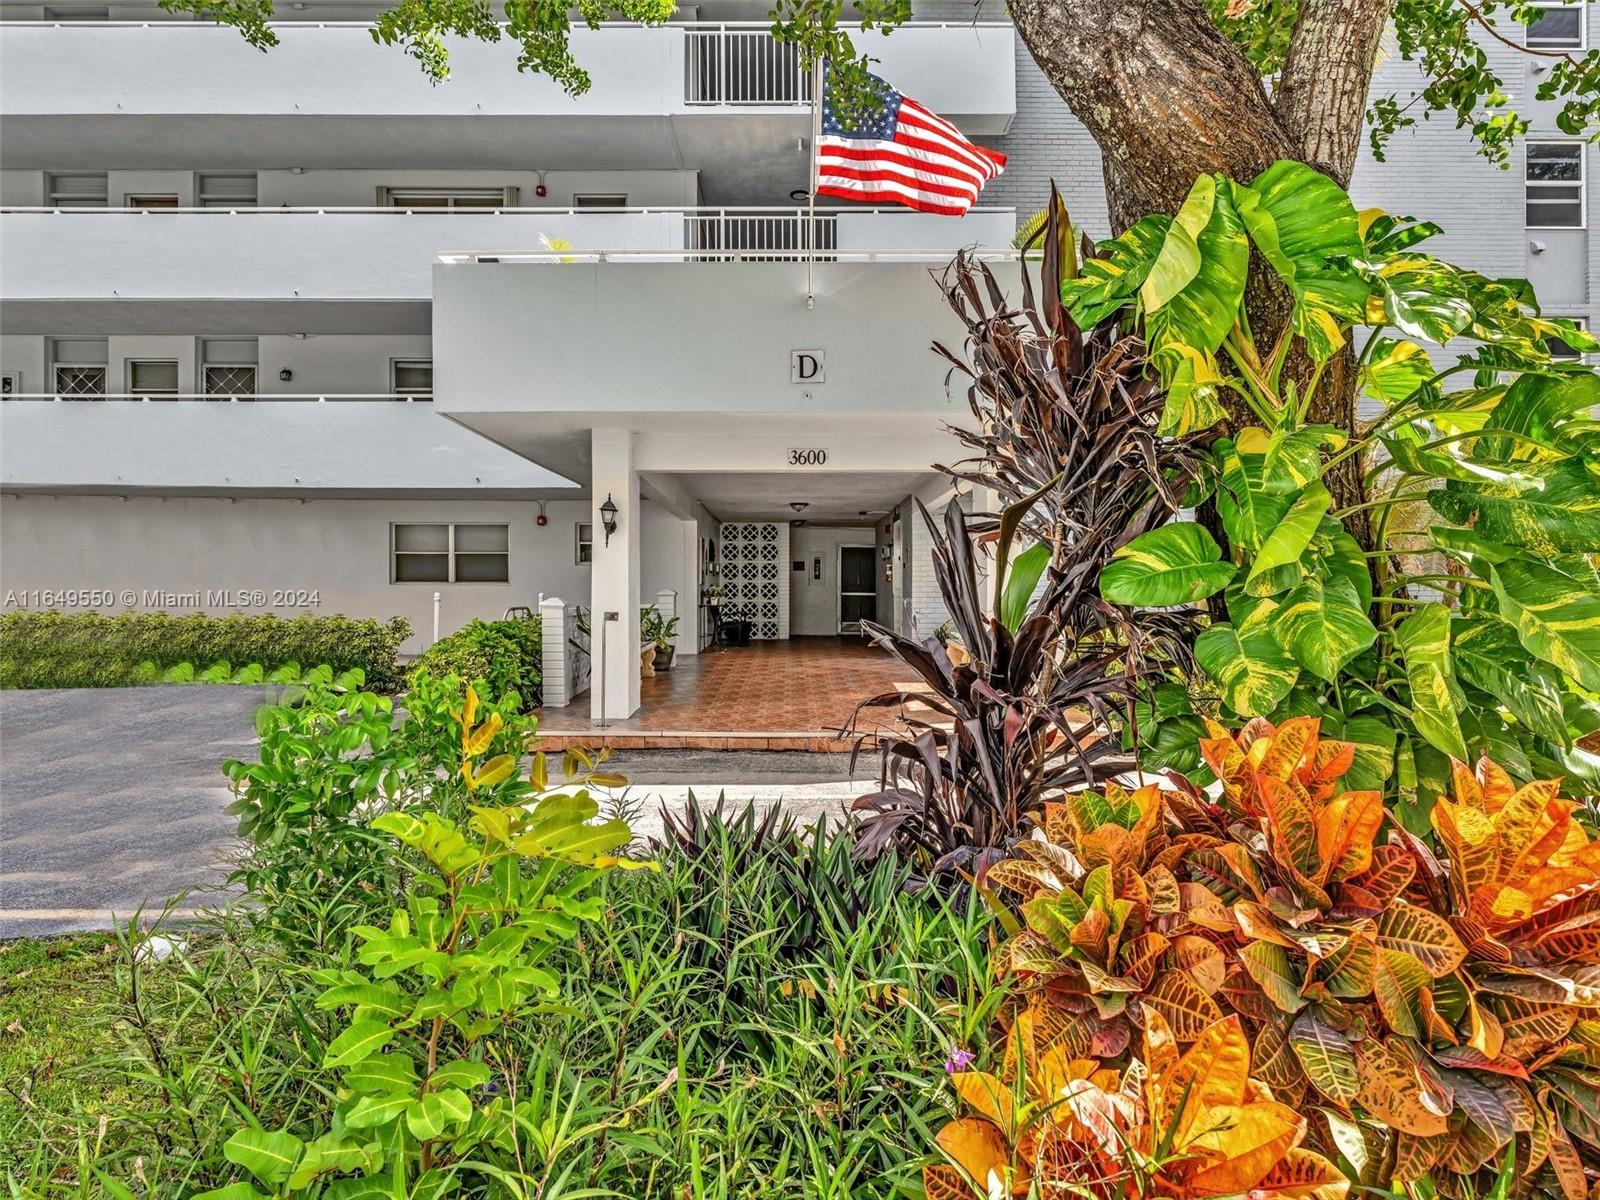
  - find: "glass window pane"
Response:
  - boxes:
[392,361,433,393]
[394,523,448,553]
[129,360,179,392]
[1528,6,1582,47]
[454,553,509,583]
[454,524,508,553]
[395,554,449,582]
[1527,144,1583,181]
[1527,200,1582,226]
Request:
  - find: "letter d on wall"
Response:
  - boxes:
[790,350,825,384]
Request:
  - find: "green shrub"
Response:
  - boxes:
[406,615,542,708]
[0,610,411,692]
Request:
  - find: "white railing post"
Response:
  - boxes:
[539,595,570,708]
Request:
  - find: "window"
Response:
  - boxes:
[379,187,517,210]
[46,173,107,208]
[1527,2,1584,49]
[1547,318,1590,362]
[1526,142,1585,228]
[391,359,433,399]
[573,194,629,208]
[201,338,258,398]
[575,522,594,565]
[1,372,20,398]
[50,338,107,398]
[392,524,509,583]
[43,6,110,18]
[198,173,258,208]
[127,359,180,398]
[126,194,180,209]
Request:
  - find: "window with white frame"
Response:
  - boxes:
[202,338,258,398]
[391,359,433,399]
[127,359,180,398]
[1527,1,1585,49]
[392,524,509,583]
[1548,318,1591,362]
[50,338,107,397]
[575,522,594,565]
[379,187,517,210]
[1526,142,1585,228]
[198,173,259,208]
[46,173,107,208]
[573,194,629,208]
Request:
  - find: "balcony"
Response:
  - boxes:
[0,206,1017,332]
[0,395,577,493]
[0,21,1015,187]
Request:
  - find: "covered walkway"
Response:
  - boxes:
[536,636,926,751]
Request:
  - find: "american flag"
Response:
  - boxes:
[815,69,1006,217]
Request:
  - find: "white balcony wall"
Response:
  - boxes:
[834,209,1016,250]
[0,211,681,301]
[0,22,1013,120]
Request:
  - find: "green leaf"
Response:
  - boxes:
[1367,258,1474,344]
[1240,941,1308,1014]
[1142,175,1249,355]
[344,1053,418,1095]
[1394,603,1469,762]
[1430,458,1600,556]
[1195,599,1300,718]
[1246,482,1331,584]
[1275,574,1378,682]
[322,1019,396,1070]
[1060,214,1170,327]
[1452,616,1571,745]
[1479,368,1600,461]
[1234,162,1367,361]
[346,1091,413,1130]
[1289,1010,1359,1104]
[1155,343,1229,435]
[1340,715,1398,791]
[1216,440,1290,553]
[316,984,410,1018]
[1491,558,1600,693]
[1100,524,1236,607]
[1360,336,1435,403]
[430,1059,492,1091]
[193,1186,269,1200]
[222,1128,304,1187]
[1372,948,1433,1038]
[513,790,632,865]
[1001,541,1050,633]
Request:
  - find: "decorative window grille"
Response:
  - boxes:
[719,522,790,639]
[50,338,107,398]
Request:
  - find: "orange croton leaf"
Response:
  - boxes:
[934,1117,1022,1196]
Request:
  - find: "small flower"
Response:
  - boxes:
[944,1046,975,1075]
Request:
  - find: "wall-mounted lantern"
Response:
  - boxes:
[600,493,619,546]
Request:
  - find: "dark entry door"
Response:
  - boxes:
[840,546,877,631]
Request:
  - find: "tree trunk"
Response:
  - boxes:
[1007,0,1390,539]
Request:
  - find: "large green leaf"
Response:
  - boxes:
[1000,541,1050,633]
[1430,458,1600,556]
[1216,440,1290,553]
[1275,574,1378,682]
[1100,523,1236,606]
[1142,174,1250,355]
[1339,715,1398,791]
[1452,616,1570,745]
[321,1019,395,1070]
[1367,258,1474,345]
[1155,343,1229,436]
[1491,558,1600,693]
[223,1129,305,1187]
[514,790,633,865]
[1195,598,1300,718]
[1246,482,1331,585]
[1060,214,1170,327]
[1479,369,1600,462]
[1234,162,1368,361]
[1360,336,1435,403]
[1394,603,1469,762]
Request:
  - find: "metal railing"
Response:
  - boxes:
[684,209,837,256]
[0,392,433,403]
[436,247,1022,264]
[684,25,807,105]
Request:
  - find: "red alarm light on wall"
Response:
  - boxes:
[536,514,548,526]
[535,183,548,198]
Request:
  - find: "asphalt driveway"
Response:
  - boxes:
[0,686,267,939]
[0,687,868,939]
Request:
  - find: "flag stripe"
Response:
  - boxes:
[816,161,980,203]
[815,180,971,217]
[895,104,1004,178]
[819,141,986,194]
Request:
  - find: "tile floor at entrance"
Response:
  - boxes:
[536,636,922,751]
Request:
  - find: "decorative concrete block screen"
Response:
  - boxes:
[719,522,790,640]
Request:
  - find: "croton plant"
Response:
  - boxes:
[928,717,1600,1199]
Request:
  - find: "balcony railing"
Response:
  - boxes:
[1,393,432,403]
[684,26,809,106]
[436,247,1023,264]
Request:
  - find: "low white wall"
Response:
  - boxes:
[0,494,600,655]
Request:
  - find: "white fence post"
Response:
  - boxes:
[539,596,569,708]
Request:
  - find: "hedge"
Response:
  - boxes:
[0,610,413,692]
[407,616,542,709]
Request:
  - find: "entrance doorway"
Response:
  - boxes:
[839,545,877,632]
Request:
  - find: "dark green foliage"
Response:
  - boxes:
[406,615,542,708]
[0,609,411,692]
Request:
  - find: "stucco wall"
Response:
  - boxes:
[788,524,878,636]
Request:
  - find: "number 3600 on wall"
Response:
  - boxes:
[786,449,828,466]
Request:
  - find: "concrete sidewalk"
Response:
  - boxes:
[0,687,871,939]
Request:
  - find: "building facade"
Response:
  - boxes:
[1,1,1593,719]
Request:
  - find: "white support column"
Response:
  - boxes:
[590,428,641,721]
[676,518,701,656]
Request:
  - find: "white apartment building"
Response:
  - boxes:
[0,0,1593,720]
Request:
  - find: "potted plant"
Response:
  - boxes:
[640,606,680,672]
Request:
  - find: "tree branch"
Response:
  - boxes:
[1275,0,1397,184]
[1454,0,1582,59]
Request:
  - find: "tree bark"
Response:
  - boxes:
[1006,0,1393,538]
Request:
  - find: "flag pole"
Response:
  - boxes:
[806,54,823,307]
